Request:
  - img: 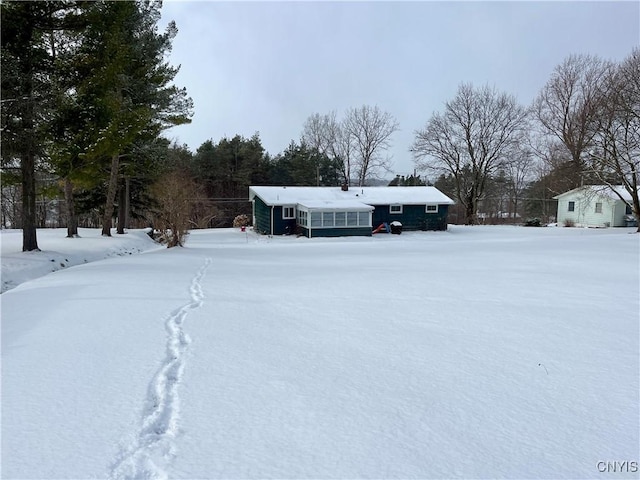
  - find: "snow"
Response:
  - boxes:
[554,184,639,201]
[1,225,639,479]
[298,199,374,210]
[1,228,161,293]
[249,186,456,206]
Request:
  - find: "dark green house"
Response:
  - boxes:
[249,186,454,238]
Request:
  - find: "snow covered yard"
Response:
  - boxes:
[1,228,162,293]
[1,225,638,479]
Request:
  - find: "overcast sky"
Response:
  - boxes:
[159,1,639,178]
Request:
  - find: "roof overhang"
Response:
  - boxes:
[298,200,374,211]
[249,186,455,206]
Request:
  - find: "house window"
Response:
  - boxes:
[625,204,632,215]
[426,205,438,213]
[595,202,603,214]
[283,206,295,219]
[306,210,370,229]
[310,212,322,227]
[568,201,575,212]
[322,212,334,227]
[390,204,403,214]
[298,210,308,226]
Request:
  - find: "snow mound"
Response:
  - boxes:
[1,228,161,293]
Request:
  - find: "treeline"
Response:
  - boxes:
[413,50,640,226]
[0,127,347,233]
[3,0,638,251]
[1,0,401,249]
[1,1,192,250]
[150,135,345,231]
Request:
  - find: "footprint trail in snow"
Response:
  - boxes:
[109,257,212,480]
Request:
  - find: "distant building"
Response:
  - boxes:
[554,185,637,227]
[249,186,455,237]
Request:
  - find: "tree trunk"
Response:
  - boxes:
[102,152,120,236]
[464,194,478,225]
[20,16,39,252]
[64,177,78,237]
[21,150,39,251]
[116,181,126,234]
[465,207,476,225]
[125,176,130,229]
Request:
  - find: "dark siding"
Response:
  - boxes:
[371,204,449,231]
[254,196,450,236]
[272,206,296,235]
[302,226,371,238]
[253,199,297,235]
[253,197,272,234]
[424,205,449,230]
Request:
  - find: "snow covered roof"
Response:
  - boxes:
[297,200,374,210]
[249,186,455,206]
[553,185,638,201]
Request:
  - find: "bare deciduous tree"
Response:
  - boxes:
[301,113,328,153]
[302,112,330,154]
[533,53,613,186]
[504,146,536,221]
[302,105,398,186]
[302,111,353,185]
[344,105,399,186]
[412,83,529,224]
[590,48,640,230]
[527,134,575,194]
[150,170,200,247]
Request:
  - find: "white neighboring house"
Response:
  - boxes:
[554,185,637,227]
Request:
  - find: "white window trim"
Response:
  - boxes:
[425,204,438,213]
[568,201,575,212]
[390,204,403,214]
[306,210,372,229]
[282,205,295,219]
[297,210,308,226]
[595,202,603,214]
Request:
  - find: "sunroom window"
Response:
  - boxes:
[322,212,334,226]
[298,210,308,226]
[310,212,322,227]
[303,208,371,229]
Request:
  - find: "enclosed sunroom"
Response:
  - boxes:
[297,201,374,238]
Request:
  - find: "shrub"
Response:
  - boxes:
[233,214,250,228]
[150,171,200,247]
[563,218,576,227]
[524,218,542,227]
